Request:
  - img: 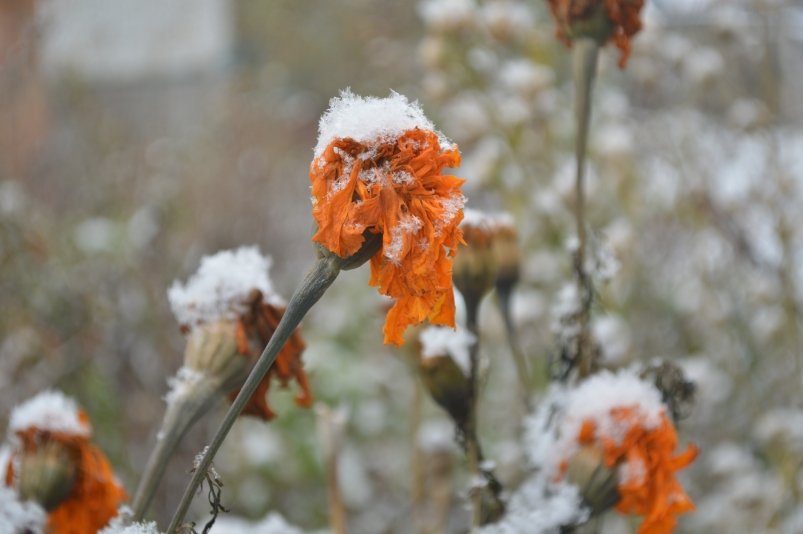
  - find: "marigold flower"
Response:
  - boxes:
[547,0,645,68]
[169,247,312,420]
[555,371,697,534]
[310,91,466,345]
[3,391,127,534]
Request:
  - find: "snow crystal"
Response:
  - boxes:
[436,193,466,233]
[9,390,90,437]
[164,366,206,407]
[560,370,665,448]
[314,90,454,159]
[0,486,46,534]
[419,325,476,376]
[167,246,283,328]
[481,477,587,534]
[384,214,424,265]
[212,512,305,534]
[100,507,160,534]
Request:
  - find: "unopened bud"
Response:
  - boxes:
[565,445,620,516]
[183,319,246,391]
[492,217,520,294]
[418,355,471,426]
[454,211,498,308]
[18,439,78,511]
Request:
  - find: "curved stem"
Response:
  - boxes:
[496,285,531,411]
[571,38,600,379]
[131,377,222,520]
[166,256,342,533]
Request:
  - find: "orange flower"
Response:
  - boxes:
[5,403,126,534]
[230,289,313,420]
[311,95,465,345]
[547,0,645,68]
[575,406,697,534]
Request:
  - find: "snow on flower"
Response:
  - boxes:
[4,391,127,534]
[167,246,283,330]
[168,247,312,420]
[310,90,466,345]
[526,370,697,534]
[8,390,90,439]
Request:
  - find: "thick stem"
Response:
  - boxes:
[571,38,599,379]
[131,377,222,520]
[166,257,341,533]
[464,295,483,529]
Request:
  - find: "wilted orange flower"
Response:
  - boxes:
[547,0,645,68]
[229,289,313,420]
[311,121,465,345]
[575,407,697,534]
[5,410,126,534]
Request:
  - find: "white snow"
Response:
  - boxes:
[212,512,306,534]
[419,326,476,376]
[0,486,46,534]
[384,214,424,265]
[168,246,283,329]
[314,90,454,159]
[100,507,160,534]
[418,0,476,32]
[164,366,207,407]
[8,390,90,438]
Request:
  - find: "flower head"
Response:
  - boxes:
[4,391,127,534]
[556,371,698,533]
[547,0,645,68]
[311,91,466,345]
[169,248,312,420]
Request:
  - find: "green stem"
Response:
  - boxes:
[571,38,599,379]
[166,256,342,533]
[131,376,223,520]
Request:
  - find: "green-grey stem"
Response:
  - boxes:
[571,37,599,378]
[166,256,342,533]
[132,377,223,520]
[496,285,531,410]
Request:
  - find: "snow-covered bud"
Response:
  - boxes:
[418,326,475,426]
[182,319,245,392]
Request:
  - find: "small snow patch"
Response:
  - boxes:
[9,390,90,437]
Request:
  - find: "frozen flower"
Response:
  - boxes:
[169,247,311,420]
[310,90,466,345]
[3,391,127,534]
[556,372,698,534]
[454,209,499,307]
[546,0,645,68]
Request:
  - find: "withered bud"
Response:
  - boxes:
[184,319,247,392]
[18,440,78,511]
[565,445,620,516]
[492,218,521,294]
[454,212,498,309]
[418,354,471,426]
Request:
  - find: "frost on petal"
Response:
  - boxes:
[9,390,90,438]
[168,246,283,329]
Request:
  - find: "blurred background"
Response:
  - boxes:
[1,0,802,532]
